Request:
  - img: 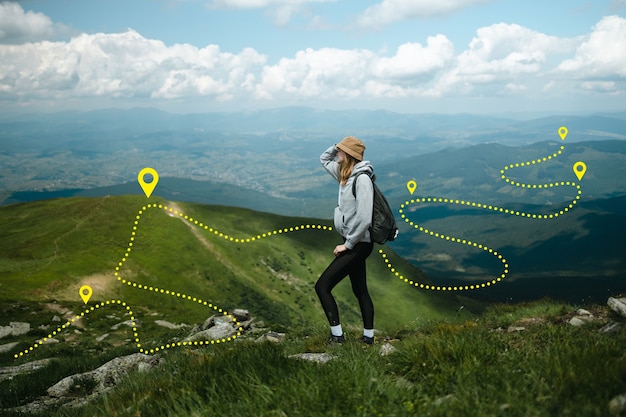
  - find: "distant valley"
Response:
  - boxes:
[1,107,625,303]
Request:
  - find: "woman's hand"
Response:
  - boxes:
[333,244,348,257]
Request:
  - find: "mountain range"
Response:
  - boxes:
[1,107,625,303]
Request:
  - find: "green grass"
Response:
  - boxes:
[2,299,624,417]
[0,196,471,336]
[5,197,624,416]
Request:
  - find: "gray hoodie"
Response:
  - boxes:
[320,145,373,250]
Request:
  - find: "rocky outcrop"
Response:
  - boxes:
[0,358,55,383]
[185,309,251,342]
[48,353,162,398]
[608,297,626,319]
[2,307,261,414]
[567,308,597,327]
[8,353,163,413]
[289,353,334,364]
[0,322,30,339]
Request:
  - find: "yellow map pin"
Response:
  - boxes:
[573,161,587,180]
[138,167,159,198]
[407,180,417,195]
[79,285,93,304]
[558,126,568,141]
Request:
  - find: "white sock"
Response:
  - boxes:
[331,324,343,337]
[363,328,374,338]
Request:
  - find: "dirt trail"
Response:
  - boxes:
[165,202,225,263]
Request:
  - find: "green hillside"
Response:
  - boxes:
[0,196,471,346]
[2,197,625,417]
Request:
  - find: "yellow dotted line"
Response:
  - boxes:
[390,136,582,291]
[111,203,334,354]
[156,203,333,243]
[15,300,136,359]
[498,144,582,216]
[394,202,510,289]
[399,190,581,221]
[378,249,508,291]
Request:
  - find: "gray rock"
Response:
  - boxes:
[608,297,626,319]
[568,317,587,327]
[599,322,622,334]
[12,322,31,336]
[507,326,526,332]
[0,358,55,382]
[10,353,163,413]
[231,309,250,321]
[289,353,334,364]
[154,320,188,330]
[47,353,161,398]
[214,316,235,326]
[0,341,19,354]
[379,343,397,356]
[96,333,110,342]
[200,315,216,330]
[255,331,285,343]
[0,322,31,339]
[609,393,626,416]
[186,323,236,342]
[111,320,136,330]
[577,308,593,316]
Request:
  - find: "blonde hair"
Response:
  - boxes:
[339,154,358,185]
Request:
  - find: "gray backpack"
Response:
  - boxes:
[352,171,399,244]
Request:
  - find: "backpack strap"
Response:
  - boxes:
[352,171,376,198]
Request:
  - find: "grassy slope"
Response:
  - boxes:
[0,196,470,335]
[3,300,625,417]
[1,197,625,416]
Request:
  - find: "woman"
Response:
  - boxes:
[316,136,375,345]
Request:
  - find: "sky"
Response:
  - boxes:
[0,0,625,115]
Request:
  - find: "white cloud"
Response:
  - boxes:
[558,15,626,78]
[372,35,455,80]
[0,28,266,102]
[581,81,618,93]
[254,37,454,101]
[355,0,488,29]
[1,4,625,111]
[0,2,58,43]
[255,47,375,99]
[428,23,575,97]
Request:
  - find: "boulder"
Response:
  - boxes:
[0,322,30,339]
[186,323,237,342]
[231,309,250,321]
[111,320,136,330]
[289,353,334,364]
[255,331,285,343]
[0,358,55,382]
[0,341,19,354]
[599,322,622,334]
[379,343,397,356]
[47,353,162,398]
[609,393,626,416]
[608,297,626,319]
[154,320,188,330]
[568,317,587,327]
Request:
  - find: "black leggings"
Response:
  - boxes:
[315,241,374,329]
